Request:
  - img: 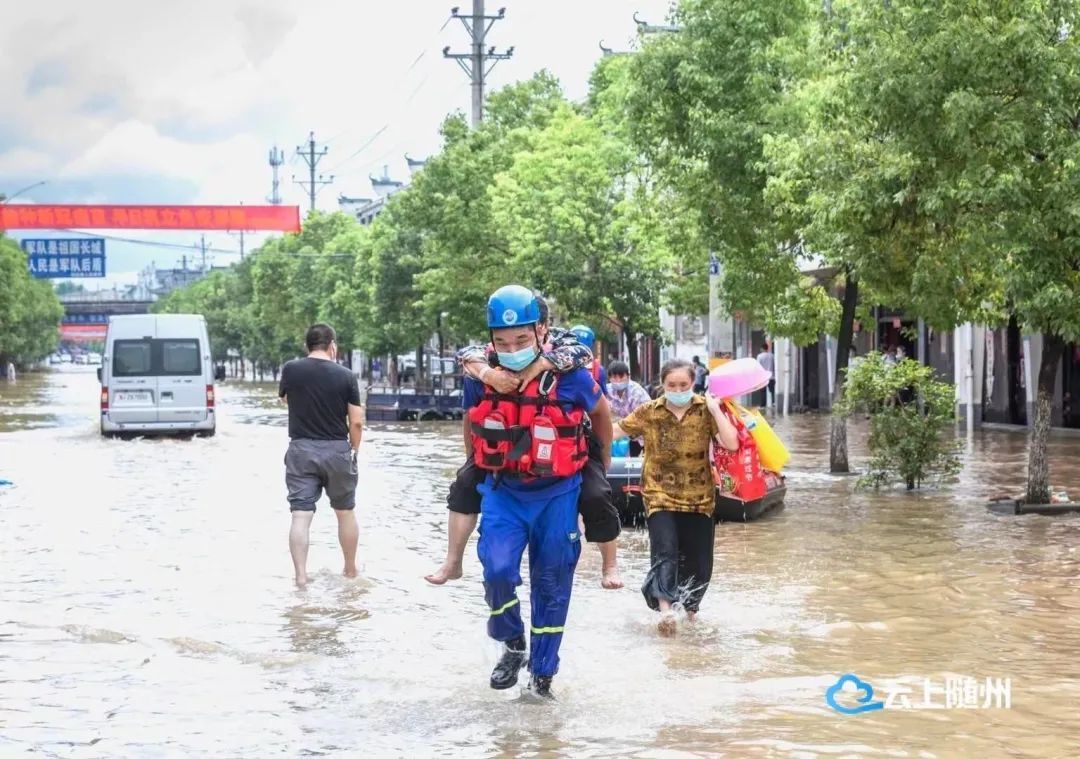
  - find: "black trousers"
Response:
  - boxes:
[642,510,715,613]
[445,436,621,544]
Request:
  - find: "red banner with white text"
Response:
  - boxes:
[0,205,300,232]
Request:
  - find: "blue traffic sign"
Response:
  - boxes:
[22,238,106,279]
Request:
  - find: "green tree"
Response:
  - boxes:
[0,236,63,367]
[838,353,961,490]
[775,0,1080,502]
[401,73,568,342]
[491,101,674,375]
[625,0,863,466]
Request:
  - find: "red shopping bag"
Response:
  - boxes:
[712,407,768,500]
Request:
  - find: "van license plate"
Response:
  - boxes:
[115,391,151,403]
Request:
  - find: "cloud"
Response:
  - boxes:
[235,3,298,67]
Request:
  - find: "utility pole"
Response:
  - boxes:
[228,202,247,261]
[443,1,514,127]
[292,132,333,212]
[268,146,284,205]
[708,252,735,363]
[197,235,208,273]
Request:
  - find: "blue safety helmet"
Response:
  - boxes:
[569,324,595,349]
[487,285,541,329]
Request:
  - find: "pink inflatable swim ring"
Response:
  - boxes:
[707,357,772,399]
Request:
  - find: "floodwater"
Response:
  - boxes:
[2,368,1079,758]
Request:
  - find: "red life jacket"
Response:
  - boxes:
[468,372,588,478]
[711,405,767,500]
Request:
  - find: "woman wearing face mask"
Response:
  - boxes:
[612,358,739,636]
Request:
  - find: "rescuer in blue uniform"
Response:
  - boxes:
[466,285,613,698]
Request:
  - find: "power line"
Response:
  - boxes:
[319,13,455,158]
[325,125,390,175]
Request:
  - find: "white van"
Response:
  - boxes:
[98,314,223,437]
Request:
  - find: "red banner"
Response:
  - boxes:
[60,324,108,341]
[0,205,300,232]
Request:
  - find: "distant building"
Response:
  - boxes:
[338,157,426,226]
[151,267,205,298]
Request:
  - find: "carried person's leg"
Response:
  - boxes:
[477,484,531,689]
[285,441,323,587]
[579,437,622,589]
[427,461,484,585]
[676,512,715,618]
[527,487,582,688]
[641,509,680,634]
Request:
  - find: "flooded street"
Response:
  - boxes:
[3,368,1080,757]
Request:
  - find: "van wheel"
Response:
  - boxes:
[419,411,442,422]
[196,429,216,438]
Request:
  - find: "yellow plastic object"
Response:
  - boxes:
[726,401,790,472]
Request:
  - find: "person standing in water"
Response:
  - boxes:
[466,285,612,697]
[612,358,739,636]
[279,324,364,587]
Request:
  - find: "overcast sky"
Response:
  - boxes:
[1,0,673,282]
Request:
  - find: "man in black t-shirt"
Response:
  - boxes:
[279,324,364,587]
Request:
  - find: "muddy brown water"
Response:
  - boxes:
[2,367,1078,757]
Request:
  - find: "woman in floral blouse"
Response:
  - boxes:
[612,358,738,636]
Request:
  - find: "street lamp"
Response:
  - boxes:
[0,180,47,204]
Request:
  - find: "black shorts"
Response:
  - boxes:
[446,438,621,544]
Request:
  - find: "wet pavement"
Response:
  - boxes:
[2,367,1079,757]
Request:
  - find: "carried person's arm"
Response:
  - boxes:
[458,345,521,394]
[516,343,594,391]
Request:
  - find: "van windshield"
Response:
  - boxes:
[113,339,202,377]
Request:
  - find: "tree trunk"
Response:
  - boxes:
[830,271,859,473]
[1026,332,1064,504]
[624,326,640,379]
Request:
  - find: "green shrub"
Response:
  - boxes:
[837,352,961,490]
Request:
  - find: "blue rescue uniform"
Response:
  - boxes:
[464,368,602,677]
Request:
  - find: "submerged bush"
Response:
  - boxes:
[837,352,961,490]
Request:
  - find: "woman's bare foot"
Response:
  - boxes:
[658,612,677,637]
[343,566,358,579]
[295,573,309,588]
[424,561,463,585]
[601,565,624,590]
